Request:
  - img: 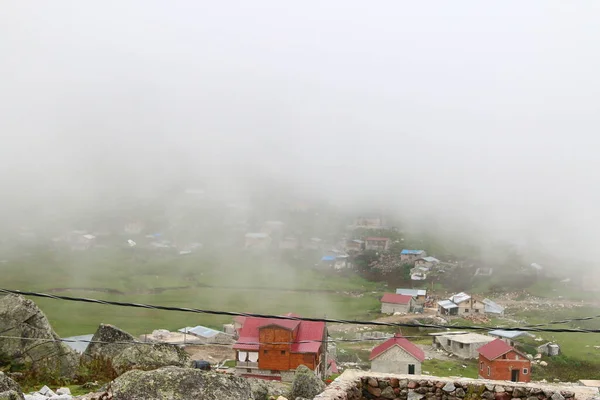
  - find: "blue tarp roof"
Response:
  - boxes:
[401,249,424,255]
[178,325,221,338]
[321,255,336,261]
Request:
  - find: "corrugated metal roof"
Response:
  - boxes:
[401,249,424,255]
[321,255,336,261]
[421,256,440,263]
[63,334,94,353]
[483,298,505,314]
[488,330,533,339]
[396,288,427,297]
[437,300,458,309]
[178,325,222,338]
[449,292,471,304]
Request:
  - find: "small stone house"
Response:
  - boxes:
[365,237,390,251]
[414,256,440,269]
[432,332,495,359]
[478,339,531,382]
[369,334,425,375]
[448,292,485,316]
[380,293,414,314]
[400,249,427,263]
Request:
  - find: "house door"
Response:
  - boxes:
[511,369,519,382]
[408,364,415,375]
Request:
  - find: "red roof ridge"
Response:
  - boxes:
[381,293,413,304]
[478,338,527,360]
[370,335,425,362]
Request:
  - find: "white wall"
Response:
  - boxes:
[370,345,421,375]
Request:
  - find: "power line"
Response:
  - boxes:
[0,334,433,348]
[1,288,598,334]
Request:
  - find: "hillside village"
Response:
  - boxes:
[2,197,600,399]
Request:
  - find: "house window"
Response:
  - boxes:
[464,308,469,313]
[523,368,528,375]
[281,350,286,355]
[447,339,451,346]
[263,350,268,354]
[246,369,251,373]
[459,343,464,349]
[480,362,483,371]
[502,354,507,359]
[487,366,491,377]
[475,309,479,313]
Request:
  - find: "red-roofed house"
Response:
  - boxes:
[478,339,531,382]
[370,334,425,375]
[380,293,415,314]
[365,237,391,251]
[233,313,327,381]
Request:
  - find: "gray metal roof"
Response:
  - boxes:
[483,298,505,314]
[63,334,94,353]
[178,325,223,338]
[449,292,471,304]
[437,300,458,309]
[488,330,534,339]
[396,288,427,297]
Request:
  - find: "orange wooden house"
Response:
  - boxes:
[233,313,327,381]
[478,339,531,382]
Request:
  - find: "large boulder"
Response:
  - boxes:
[110,366,252,400]
[83,324,135,360]
[0,372,24,400]
[0,295,79,378]
[290,365,325,400]
[112,343,190,375]
[247,378,269,400]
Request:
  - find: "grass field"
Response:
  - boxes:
[0,247,383,336]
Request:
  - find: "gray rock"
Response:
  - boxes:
[48,396,71,400]
[111,342,189,375]
[23,395,45,400]
[111,366,252,400]
[0,295,79,378]
[247,378,269,400]
[512,387,527,398]
[527,397,540,400]
[482,391,495,400]
[55,388,70,396]
[551,393,565,400]
[442,383,455,393]
[495,386,505,393]
[381,386,396,399]
[290,365,325,400]
[83,324,134,360]
[485,385,495,391]
[408,390,425,400]
[0,374,23,400]
[0,391,23,400]
[38,386,54,397]
[455,388,465,398]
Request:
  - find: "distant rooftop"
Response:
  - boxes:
[396,288,427,297]
[178,325,223,338]
[437,300,458,309]
[449,292,471,304]
[321,255,336,262]
[442,333,495,344]
[63,334,94,353]
[488,330,534,340]
[421,256,440,263]
[401,249,425,255]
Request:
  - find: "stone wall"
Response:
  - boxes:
[314,370,600,400]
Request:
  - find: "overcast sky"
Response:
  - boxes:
[1,1,599,259]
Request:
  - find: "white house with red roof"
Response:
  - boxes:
[380,293,415,314]
[233,313,327,381]
[369,334,425,375]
